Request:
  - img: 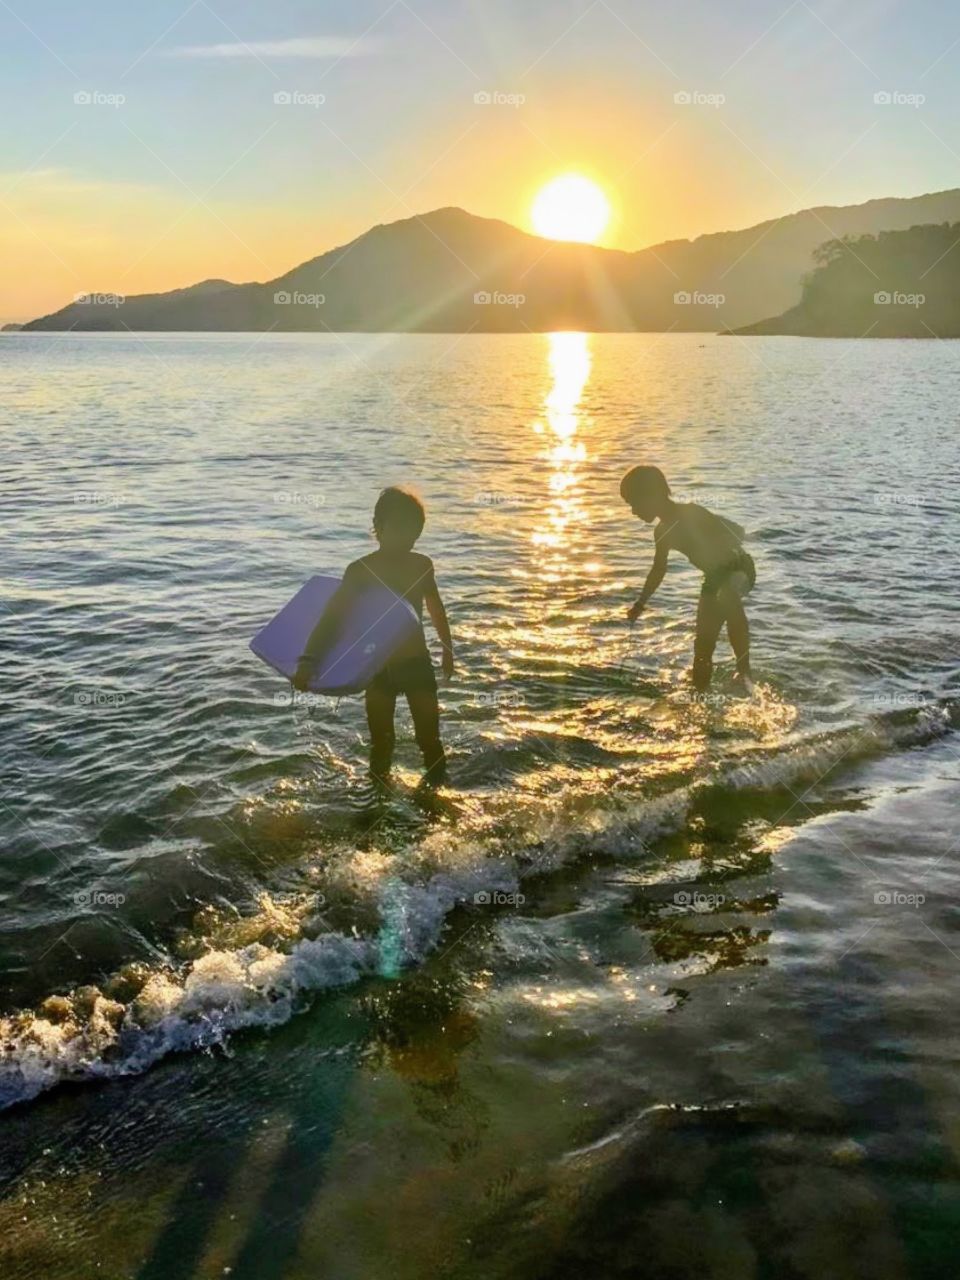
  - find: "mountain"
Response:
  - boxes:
[730,222,960,337]
[21,189,960,333]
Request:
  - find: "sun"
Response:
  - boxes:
[531,174,611,244]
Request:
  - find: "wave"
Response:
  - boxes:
[1,697,954,1112]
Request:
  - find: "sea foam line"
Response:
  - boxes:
[1,705,952,1111]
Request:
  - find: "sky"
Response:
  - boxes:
[3,0,960,321]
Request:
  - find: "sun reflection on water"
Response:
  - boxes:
[532,332,591,555]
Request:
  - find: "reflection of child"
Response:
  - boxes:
[294,487,454,783]
[620,466,755,689]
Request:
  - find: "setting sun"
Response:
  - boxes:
[531,175,611,244]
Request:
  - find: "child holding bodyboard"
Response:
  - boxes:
[290,486,454,784]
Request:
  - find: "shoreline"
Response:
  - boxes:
[3,734,958,1278]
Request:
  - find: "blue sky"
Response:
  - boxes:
[3,0,960,319]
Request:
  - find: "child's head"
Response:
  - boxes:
[373,486,426,552]
[620,465,671,522]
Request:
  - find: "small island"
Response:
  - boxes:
[730,222,960,337]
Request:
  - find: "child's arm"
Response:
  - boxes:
[627,532,669,622]
[424,566,454,680]
[292,565,362,691]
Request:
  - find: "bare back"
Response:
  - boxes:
[656,503,745,574]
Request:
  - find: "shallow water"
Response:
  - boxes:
[1,332,959,1275]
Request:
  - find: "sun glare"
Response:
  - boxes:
[531,175,611,244]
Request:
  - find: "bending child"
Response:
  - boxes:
[620,465,755,690]
[294,486,454,783]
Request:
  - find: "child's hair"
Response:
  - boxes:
[620,465,671,503]
[373,485,426,537]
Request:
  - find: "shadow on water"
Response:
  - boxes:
[4,759,960,1279]
[133,999,358,1280]
[130,960,484,1280]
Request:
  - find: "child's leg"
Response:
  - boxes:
[718,583,751,679]
[693,588,725,689]
[365,685,396,781]
[406,688,446,782]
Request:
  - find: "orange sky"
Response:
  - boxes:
[4,2,957,323]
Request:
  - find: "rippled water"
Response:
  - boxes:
[1,332,959,1277]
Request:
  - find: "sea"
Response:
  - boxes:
[1,330,958,1279]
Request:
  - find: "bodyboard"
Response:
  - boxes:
[251,574,420,694]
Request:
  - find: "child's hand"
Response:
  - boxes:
[292,660,314,692]
[626,600,644,624]
[441,652,455,682]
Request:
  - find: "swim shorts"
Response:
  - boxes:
[701,551,756,599]
[369,653,438,697]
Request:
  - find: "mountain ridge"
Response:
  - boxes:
[20,188,960,334]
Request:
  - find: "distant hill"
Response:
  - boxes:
[22,189,960,333]
[731,222,960,337]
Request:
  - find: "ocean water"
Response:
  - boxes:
[1,331,959,1278]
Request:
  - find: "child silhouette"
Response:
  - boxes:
[620,466,755,690]
[294,487,454,783]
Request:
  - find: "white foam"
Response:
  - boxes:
[1,709,951,1111]
[0,858,524,1109]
